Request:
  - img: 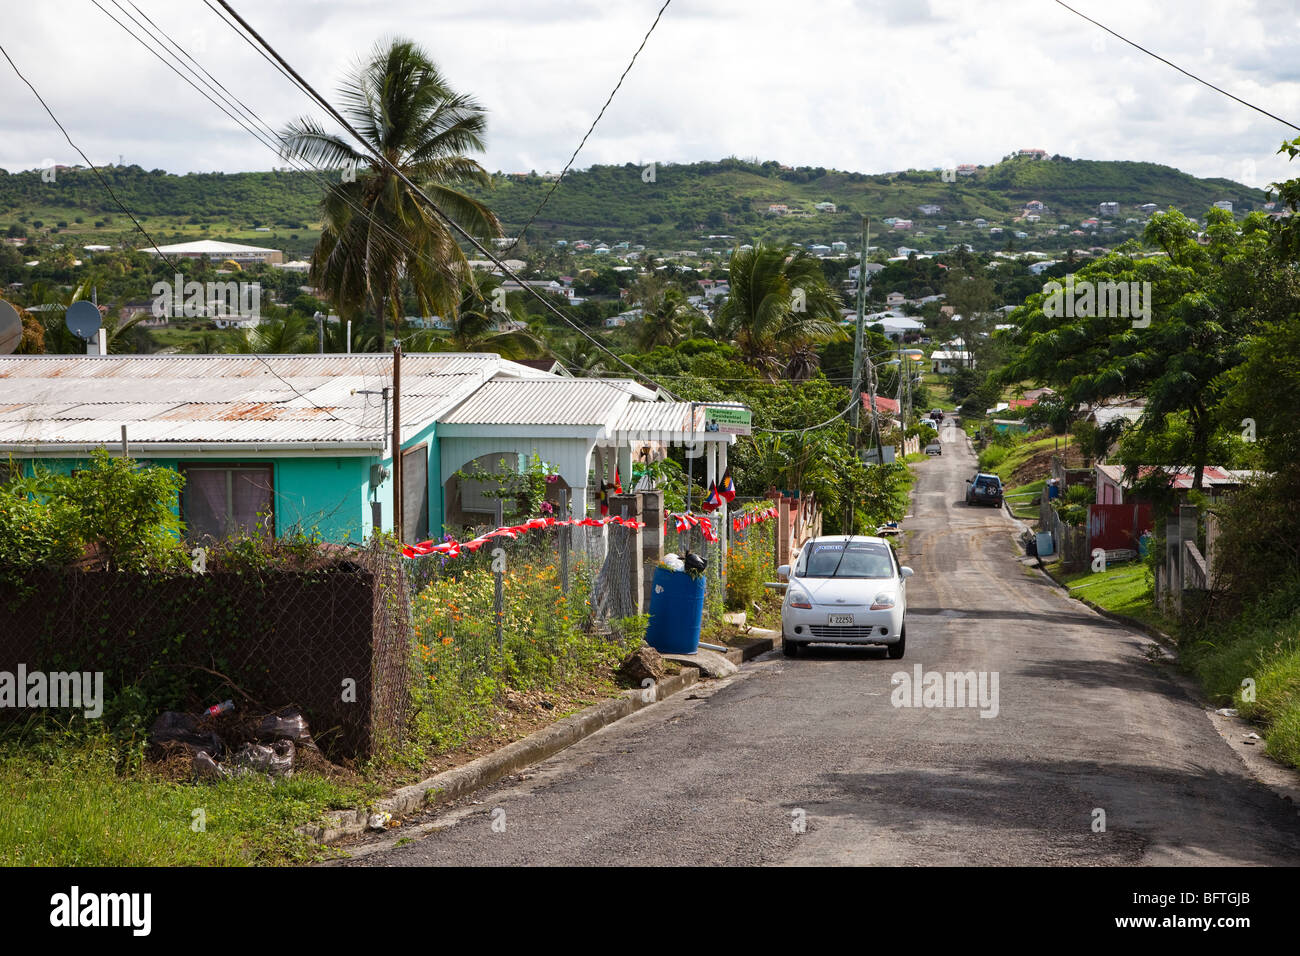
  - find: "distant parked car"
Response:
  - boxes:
[965,472,1003,506]
[930,408,945,423]
[925,440,942,456]
[778,535,912,659]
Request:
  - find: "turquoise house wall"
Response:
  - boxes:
[9,422,441,546]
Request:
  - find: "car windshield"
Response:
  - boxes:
[798,541,895,578]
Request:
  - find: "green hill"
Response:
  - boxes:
[0,153,1270,259]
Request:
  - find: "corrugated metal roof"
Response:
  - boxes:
[438,379,635,426]
[0,354,543,448]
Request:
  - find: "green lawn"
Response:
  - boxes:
[1004,477,1044,520]
[978,432,1073,484]
[0,733,364,865]
[1052,559,1170,633]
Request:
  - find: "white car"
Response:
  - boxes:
[778,535,912,658]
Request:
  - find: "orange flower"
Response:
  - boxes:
[442,636,454,646]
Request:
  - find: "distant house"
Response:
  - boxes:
[973,218,987,227]
[930,350,973,374]
[807,244,831,256]
[814,202,837,213]
[1095,464,1257,506]
[893,219,913,230]
[139,240,283,266]
[956,164,977,177]
[1018,148,1048,159]
[1024,200,1046,212]
[1098,202,1119,217]
[830,241,847,254]
[1214,200,1233,212]
[917,204,942,216]
[895,246,918,256]
[1027,260,1059,275]
[1139,203,1158,214]
[767,204,790,215]
[885,291,906,307]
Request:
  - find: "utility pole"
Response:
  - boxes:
[391,343,403,541]
[850,217,869,452]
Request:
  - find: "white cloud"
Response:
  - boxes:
[0,0,1296,193]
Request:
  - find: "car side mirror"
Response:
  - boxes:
[777,564,790,579]
[900,567,914,578]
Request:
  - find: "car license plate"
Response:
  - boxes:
[828,614,854,626]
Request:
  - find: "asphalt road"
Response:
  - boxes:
[347,421,1300,866]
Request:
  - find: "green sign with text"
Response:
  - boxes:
[704,406,752,435]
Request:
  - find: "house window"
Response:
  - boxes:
[180,464,274,540]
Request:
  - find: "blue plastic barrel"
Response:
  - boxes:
[645,566,707,654]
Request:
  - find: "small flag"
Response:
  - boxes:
[702,481,721,512]
[614,467,623,495]
[719,467,736,502]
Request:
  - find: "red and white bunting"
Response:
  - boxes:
[402,514,645,560]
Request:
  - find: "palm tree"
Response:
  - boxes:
[637,288,697,350]
[279,38,502,351]
[717,243,845,375]
[226,313,314,354]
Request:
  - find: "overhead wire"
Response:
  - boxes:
[0,43,179,270]
[213,0,685,402]
[1052,0,1300,131]
[501,0,673,253]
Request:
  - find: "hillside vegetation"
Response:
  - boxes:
[0,154,1269,259]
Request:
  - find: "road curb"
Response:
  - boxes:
[1034,560,1178,649]
[299,668,700,845]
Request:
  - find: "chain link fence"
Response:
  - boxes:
[0,538,412,760]
[403,514,637,745]
[725,498,779,613]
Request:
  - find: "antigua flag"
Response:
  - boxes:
[701,481,722,512]
[718,467,736,502]
[614,467,623,495]
[597,484,609,516]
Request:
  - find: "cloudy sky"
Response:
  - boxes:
[2,0,1298,189]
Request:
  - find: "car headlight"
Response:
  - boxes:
[788,588,813,609]
[870,593,896,610]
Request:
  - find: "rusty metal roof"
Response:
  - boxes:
[0,353,549,449]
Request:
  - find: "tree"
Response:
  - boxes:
[279,38,501,351]
[1001,209,1288,490]
[637,288,697,351]
[716,242,845,375]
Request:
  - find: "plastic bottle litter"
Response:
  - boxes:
[1215,707,1239,717]
[204,699,235,717]
[661,553,685,572]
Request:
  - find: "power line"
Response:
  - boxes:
[214,0,683,401]
[84,0,384,431]
[0,44,179,270]
[1053,0,1300,131]
[501,0,673,253]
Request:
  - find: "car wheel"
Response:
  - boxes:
[887,627,906,660]
[783,639,799,657]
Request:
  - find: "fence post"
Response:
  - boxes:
[638,489,663,611]
[559,488,570,595]
[610,493,644,615]
[776,494,792,568]
[494,499,504,650]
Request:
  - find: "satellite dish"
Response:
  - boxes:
[65,300,101,340]
[0,300,21,355]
